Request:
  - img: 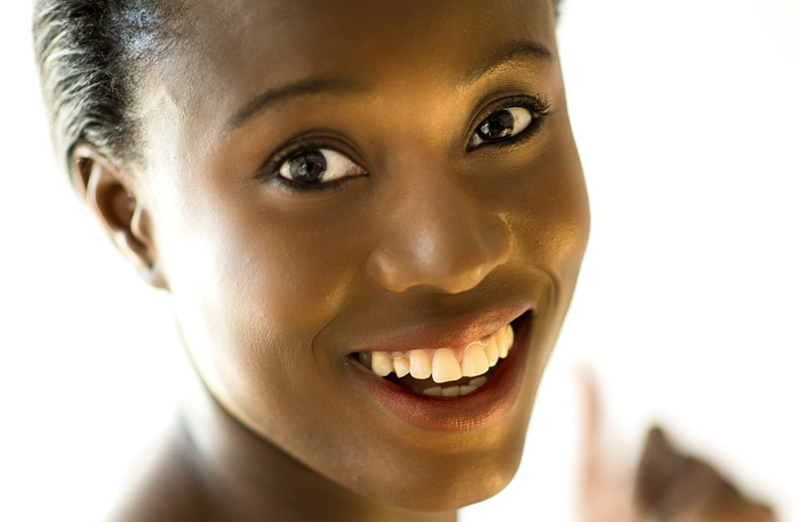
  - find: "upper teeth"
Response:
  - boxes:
[358,323,515,384]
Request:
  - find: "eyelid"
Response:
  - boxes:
[465,93,552,150]
[257,133,367,182]
[277,147,367,185]
[256,94,551,185]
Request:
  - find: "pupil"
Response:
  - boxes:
[478,110,515,141]
[288,151,327,182]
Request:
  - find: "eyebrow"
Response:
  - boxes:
[461,39,555,86]
[224,77,366,133]
[225,39,553,133]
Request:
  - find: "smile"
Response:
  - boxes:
[350,306,533,432]
[355,323,514,396]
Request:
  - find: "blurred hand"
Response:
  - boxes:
[580,372,777,522]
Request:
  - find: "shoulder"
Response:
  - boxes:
[104,421,216,522]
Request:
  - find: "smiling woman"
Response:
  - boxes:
[33,0,586,520]
[21,0,793,521]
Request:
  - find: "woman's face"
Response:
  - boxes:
[132,0,588,510]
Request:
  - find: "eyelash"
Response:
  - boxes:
[258,138,356,192]
[467,93,552,151]
[259,93,552,191]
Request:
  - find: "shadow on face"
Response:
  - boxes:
[117,0,589,511]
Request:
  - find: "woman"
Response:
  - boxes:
[35,0,586,519]
[30,0,782,520]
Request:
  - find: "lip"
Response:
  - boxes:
[349,304,529,354]
[350,308,533,432]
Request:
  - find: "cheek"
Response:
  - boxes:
[528,144,590,277]
[157,188,368,402]
[497,124,590,282]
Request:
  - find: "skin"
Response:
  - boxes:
[74,0,590,520]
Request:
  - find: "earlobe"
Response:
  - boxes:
[71,145,168,290]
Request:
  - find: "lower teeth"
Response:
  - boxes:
[421,375,488,397]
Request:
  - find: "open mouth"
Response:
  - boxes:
[354,321,515,397]
[350,309,533,431]
[352,310,532,399]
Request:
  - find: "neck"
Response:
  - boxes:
[177,377,458,522]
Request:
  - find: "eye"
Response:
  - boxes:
[277,148,367,185]
[468,106,534,149]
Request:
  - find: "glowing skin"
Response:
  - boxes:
[77,0,589,520]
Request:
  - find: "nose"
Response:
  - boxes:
[368,175,511,294]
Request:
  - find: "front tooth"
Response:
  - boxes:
[484,337,500,367]
[432,349,462,383]
[410,350,432,379]
[462,342,490,377]
[497,324,514,358]
[372,351,393,377]
[442,386,461,397]
[393,357,410,378]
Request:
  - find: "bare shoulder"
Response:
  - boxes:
[104,421,216,522]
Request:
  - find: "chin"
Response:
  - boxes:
[359,422,530,513]
[350,371,540,513]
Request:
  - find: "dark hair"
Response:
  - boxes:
[33,0,562,174]
[33,0,180,172]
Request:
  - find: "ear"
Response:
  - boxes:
[71,144,168,290]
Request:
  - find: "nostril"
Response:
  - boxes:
[433,264,490,294]
[369,252,494,294]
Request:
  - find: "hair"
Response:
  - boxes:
[33,0,562,174]
[33,0,181,172]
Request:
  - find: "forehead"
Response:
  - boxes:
[181,0,555,71]
[137,0,557,170]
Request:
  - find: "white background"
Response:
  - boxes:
[1,1,793,521]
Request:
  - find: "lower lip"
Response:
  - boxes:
[351,312,533,432]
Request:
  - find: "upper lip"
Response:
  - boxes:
[350,304,530,354]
